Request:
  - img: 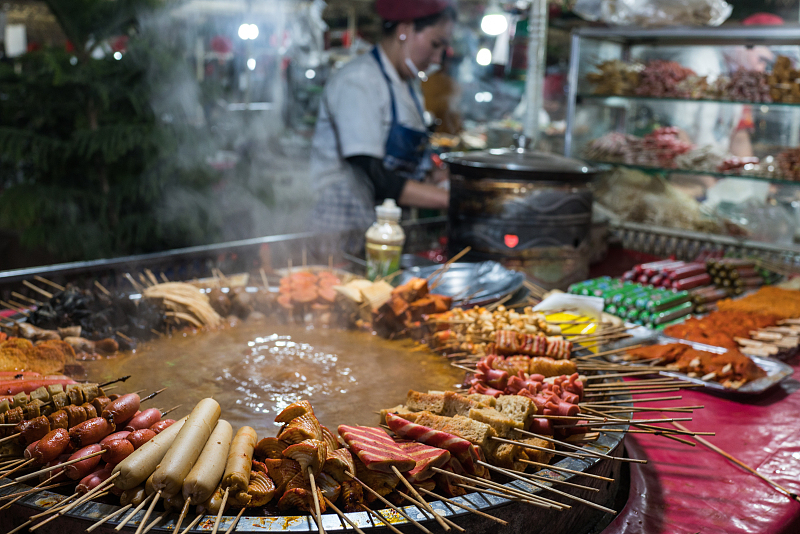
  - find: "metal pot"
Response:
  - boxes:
[442,147,600,289]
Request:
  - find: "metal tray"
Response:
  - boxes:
[604,336,794,395]
[398,261,526,307]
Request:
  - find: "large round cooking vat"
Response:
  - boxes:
[442,149,599,290]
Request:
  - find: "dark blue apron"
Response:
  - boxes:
[371,47,431,181]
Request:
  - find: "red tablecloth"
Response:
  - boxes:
[603,358,800,534]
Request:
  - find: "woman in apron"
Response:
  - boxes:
[310,0,455,235]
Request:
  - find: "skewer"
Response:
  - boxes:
[485,293,514,312]
[211,487,230,534]
[428,247,472,285]
[511,429,646,464]
[115,331,134,343]
[583,370,661,381]
[515,471,601,492]
[116,493,155,531]
[223,507,246,534]
[0,458,34,482]
[124,273,145,292]
[323,497,366,534]
[33,275,65,291]
[15,451,106,483]
[98,375,132,388]
[489,436,595,461]
[582,396,683,405]
[450,483,551,506]
[307,467,326,534]
[553,417,693,429]
[672,421,800,503]
[0,458,26,472]
[0,481,71,512]
[417,487,508,525]
[23,280,53,299]
[140,387,168,403]
[0,300,28,315]
[584,388,681,397]
[180,513,206,534]
[160,272,170,283]
[393,464,453,532]
[519,459,614,482]
[477,461,617,515]
[27,492,81,520]
[31,491,112,531]
[142,511,169,534]
[397,490,463,532]
[451,363,475,373]
[94,280,112,296]
[428,467,560,508]
[11,292,41,306]
[138,273,152,288]
[173,499,192,534]
[346,472,433,534]
[161,405,183,417]
[260,268,270,290]
[7,519,32,534]
[145,269,160,287]
[360,504,404,534]
[134,490,161,534]
[588,406,698,414]
[86,503,133,533]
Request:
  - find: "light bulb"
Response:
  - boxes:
[247,58,256,70]
[305,69,316,80]
[481,10,508,36]
[476,48,493,66]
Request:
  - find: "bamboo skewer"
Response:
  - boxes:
[134,489,161,534]
[428,467,562,509]
[0,458,34,483]
[11,292,41,306]
[33,275,65,291]
[7,519,32,534]
[86,504,133,533]
[477,461,617,515]
[450,483,552,506]
[31,490,111,531]
[15,450,106,483]
[223,507,246,534]
[515,472,601,492]
[584,388,681,397]
[94,280,112,296]
[582,396,683,405]
[346,472,433,534]
[583,370,662,381]
[397,490,463,533]
[672,422,800,502]
[0,481,71,512]
[180,513,205,534]
[490,436,596,461]
[553,417,693,429]
[417,487,509,525]
[360,505,404,534]
[211,487,230,534]
[23,280,53,299]
[308,467,326,534]
[519,459,614,482]
[392,465,452,532]
[116,492,155,531]
[323,496,366,534]
[173,499,192,534]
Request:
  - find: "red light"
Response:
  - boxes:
[504,234,519,248]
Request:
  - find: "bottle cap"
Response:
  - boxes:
[376,199,402,221]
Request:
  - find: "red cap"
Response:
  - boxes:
[742,13,784,26]
[376,0,452,21]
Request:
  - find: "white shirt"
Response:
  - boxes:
[310,46,426,195]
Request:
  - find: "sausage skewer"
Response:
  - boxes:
[173,499,192,534]
[86,503,133,533]
[14,449,105,483]
[115,492,155,531]
[134,489,162,534]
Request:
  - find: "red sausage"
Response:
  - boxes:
[64,444,103,480]
[101,431,131,446]
[124,409,162,432]
[127,429,157,449]
[101,394,140,426]
[77,465,114,494]
[102,439,134,465]
[40,453,70,483]
[69,417,115,449]
[32,429,71,464]
[24,440,39,460]
[149,419,175,434]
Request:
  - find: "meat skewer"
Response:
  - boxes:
[416,487,509,525]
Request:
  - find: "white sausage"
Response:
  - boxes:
[152,398,221,497]
[112,416,188,490]
[222,426,257,493]
[182,419,232,504]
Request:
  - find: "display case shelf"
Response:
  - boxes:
[584,160,800,186]
[578,94,800,109]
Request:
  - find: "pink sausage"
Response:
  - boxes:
[101,431,131,446]
[102,439,134,466]
[24,440,39,460]
[39,454,70,483]
[124,408,162,432]
[126,429,157,450]
[77,465,114,494]
[64,444,103,480]
[149,419,175,434]
[102,394,141,426]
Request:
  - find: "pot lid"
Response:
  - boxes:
[441,148,597,180]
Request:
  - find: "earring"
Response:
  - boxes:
[399,34,407,41]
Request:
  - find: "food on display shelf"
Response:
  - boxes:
[674,145,727,173]
[584,127,692,168]
[717,286,800,319]
[768,55,800,103]
[586,59,643,95]
[593,167,726,233]
[718,70,772,103]
[0,337,76,374]
[634,60,701,99]
[777,147,800,181]
[624,343,766,389]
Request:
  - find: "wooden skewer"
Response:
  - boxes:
[86,503,133,533]
[516,471,600,492]
[0,481,71,512]
[397,490,463,532]
[55,474,119,517]
[173,499,192,534]
[138,273,152,288]
[417,486,508,525]
[582,396,683,405]
[15,450,106,483]
[0,458,34,483]
[554,417,693,429]
[586,380,697,390]
[672,421,800,503]
[307,467,326,534]
[477,461,617,515]
[450,483,552,506]
[392,465,452,532]
[140,387,168,403]
[223,507,246,534]
[211,487,230,534]
[145,269,160,287]
[94,280,112,296]
[31,492,109,531]
[23,280,53,299]
[160,273,170,283]
[26,492,80,521]
[0,300,28,315]
[346,472,433,534]
[125,273,145,292]
[428,466,561,508]
[98,375,132,388]
[141,511,168,534]
[33,275,65,291]
[116,492,155,531]
[490,436,598,461]
[11,292,41,306]
[451,363,475,373]
[180,513,205,534]
[428,247,472,285]
[134,490,161,534]
[0,458,27,474]
[510,429,646,464]
[7,519,32,534]
[519,459,614,482]
[323,496,366,534]
[360,504,404,534]
[583,370,661,381]
[584,388,681,397]
[115,331,134,343]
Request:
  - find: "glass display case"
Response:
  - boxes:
[564,25,800,250]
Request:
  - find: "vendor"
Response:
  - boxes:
[309,0,454,234]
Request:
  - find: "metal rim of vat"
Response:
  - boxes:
[1,406,628,532]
